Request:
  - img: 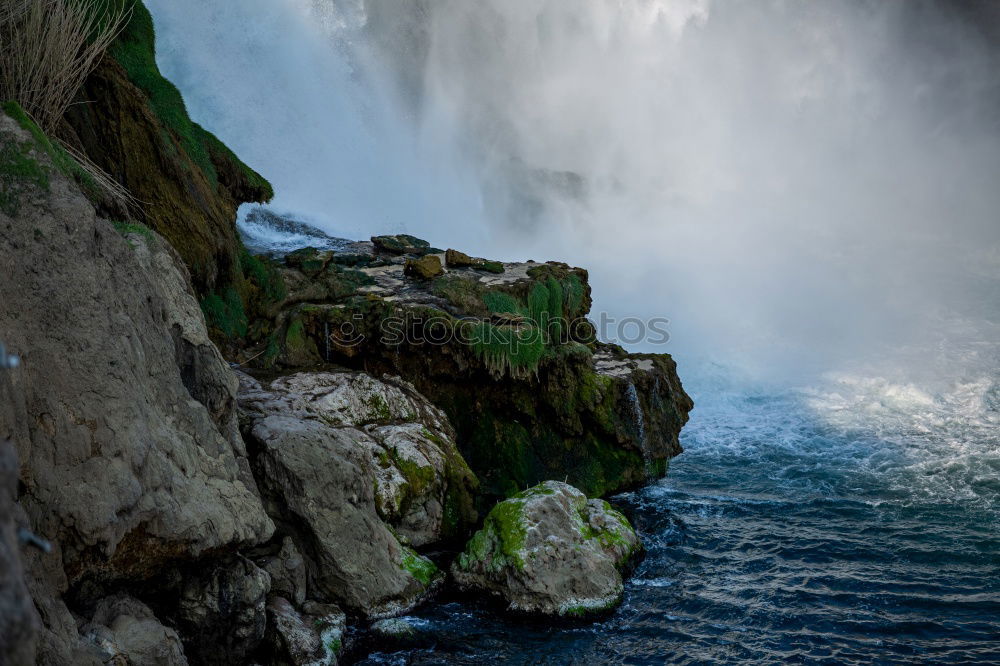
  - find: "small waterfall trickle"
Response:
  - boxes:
[625,381,652,474]
[324,321,330,362]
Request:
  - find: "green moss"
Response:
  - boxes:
[400,547,438,586]
[373,234,431,254]
[325,637,342,654]
[320,264,375,301]
[483,291,525,316]
[564,274,585,318]
[395,455,436,496]
[480,260,505,274]
[514,484,556,499]
[200,287,248,339]
[0,135,49,216]
[262,328,282,368]
[107,1,270,197]
[112,220,152,239]
[470,321,546,380]
[2,101,100,206]
[285,319,306,348]
[363,392,392,424]
[197,125,273,199]
[457,496,529,573]
[285,246,327,275]
[546,276,565,341]
[432,274,488,316]
[239,248,286,303]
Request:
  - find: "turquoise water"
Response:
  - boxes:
[355,366,1000,664]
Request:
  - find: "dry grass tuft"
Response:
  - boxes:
[0,0,133,133]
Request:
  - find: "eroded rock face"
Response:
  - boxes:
[238,371,472,617]
[64,2,272,295]
[451,481,641,618]
[239,371,477,547]
[257,536,308,607]
[0,110,273,657]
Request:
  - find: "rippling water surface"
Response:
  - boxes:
[354,362,1000,665]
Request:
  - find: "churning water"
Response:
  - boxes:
[351,360,1000,664]
[143,0,1000,661]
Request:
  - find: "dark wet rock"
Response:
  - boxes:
[175,556,271,665]
[264,596,337,666]
[255,255,692,500]
[258,537,308,607]
[452,481,641,618]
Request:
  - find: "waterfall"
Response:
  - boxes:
[145,0,1000,385]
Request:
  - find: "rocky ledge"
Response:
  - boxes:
[226,222,693,502]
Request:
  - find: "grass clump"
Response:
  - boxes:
[112,219,151,237]
[200,286,247,340]
[1,0,131,133]
[470,321,546,380]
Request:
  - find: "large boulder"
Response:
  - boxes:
[451,481,641,618]
[238,371,476,617]
[239,371,478,547]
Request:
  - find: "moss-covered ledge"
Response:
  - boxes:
[62,0,272,298]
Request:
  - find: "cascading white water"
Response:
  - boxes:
[146,0,1000,374]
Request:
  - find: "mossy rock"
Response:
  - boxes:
[404,255,444,280]
[452,481,641,618]
[372,234,431,255]
[64,0,272,302]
